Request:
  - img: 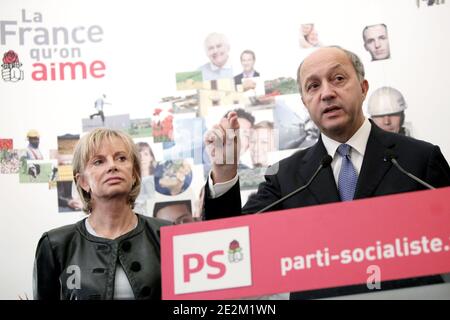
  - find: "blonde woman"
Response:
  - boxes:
[33,128,170,300]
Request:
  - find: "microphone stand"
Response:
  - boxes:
[256,155,332,214]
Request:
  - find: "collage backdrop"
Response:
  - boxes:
[1,0,450,299]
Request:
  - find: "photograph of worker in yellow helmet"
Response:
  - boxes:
[25,129,43,160]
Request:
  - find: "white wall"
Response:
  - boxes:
[1,0,449,299]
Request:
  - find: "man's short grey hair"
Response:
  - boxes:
[204,32,229,50]
[297,46,365,96]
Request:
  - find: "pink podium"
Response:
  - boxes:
[161,187,450,299]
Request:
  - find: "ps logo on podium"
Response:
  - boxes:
[173,226,252,294]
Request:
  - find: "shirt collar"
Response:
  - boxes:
[243,70,255,78]
[321,117,371,158]
[210,62,232,71]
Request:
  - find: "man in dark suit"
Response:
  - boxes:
[234,50,260,87]
[203,46,450,298]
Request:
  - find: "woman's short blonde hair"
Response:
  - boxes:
[72,128,142,213]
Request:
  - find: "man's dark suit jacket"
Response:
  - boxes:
[204,121,450,299]
[234,71,260,85]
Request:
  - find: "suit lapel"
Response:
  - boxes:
[296,122,396,203]
[354,121,395,199]
[298,137,340,204]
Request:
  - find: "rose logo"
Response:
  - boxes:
[228,239,243,263]
[2,50,24,82]
[3,50,19,65]
[0,139,13,150]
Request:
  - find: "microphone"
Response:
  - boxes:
[384,149,435,190]
[256,155,333,214]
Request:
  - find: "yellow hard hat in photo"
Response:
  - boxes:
[26,129,40,138]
